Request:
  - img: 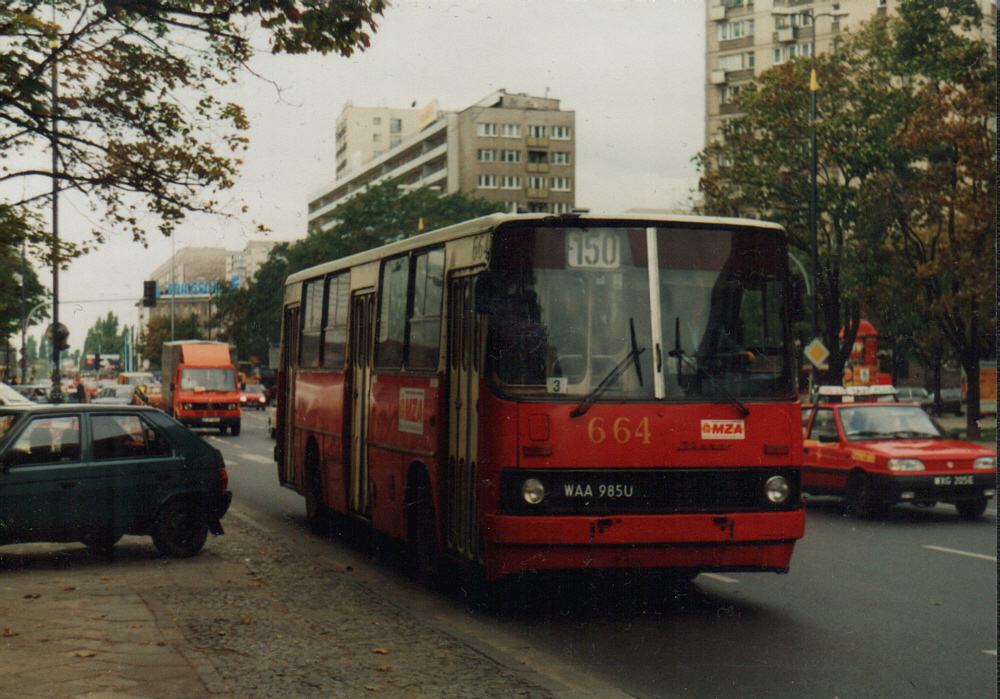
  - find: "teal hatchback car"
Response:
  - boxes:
[0,404,232,557]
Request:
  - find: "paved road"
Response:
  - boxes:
[215,411,998,699]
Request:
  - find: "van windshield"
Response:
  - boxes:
[180,368,235,392]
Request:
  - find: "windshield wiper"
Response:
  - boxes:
[571,319,645,418]
[668,317,750,418]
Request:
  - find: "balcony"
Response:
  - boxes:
[526,137,549,148]
[526,188,549,199]
[526,163,549,173]
[710,70,728,85]
[709,4,727,21]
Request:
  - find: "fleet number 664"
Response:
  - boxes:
[587,417,651,445]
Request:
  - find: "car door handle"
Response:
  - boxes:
[60,481,77,489]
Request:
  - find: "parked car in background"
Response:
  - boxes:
[0,383,32,405]
[895,387,934,411]
[92,385,137,405]
[239,383,268,410]
[931,388,964,416]
[802,402,996,519]
[0,404,231,556]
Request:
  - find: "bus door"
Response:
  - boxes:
[278,305,299,487]
[444,270,486,563]
[347,291,376,517]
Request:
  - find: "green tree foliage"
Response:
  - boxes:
[695,2,995,404]
[81,311,126,367]
[0,0,386,260]
[213,181,506,360]
[138,313,204,370]
[0,212,47,343]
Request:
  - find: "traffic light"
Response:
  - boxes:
[143,280,157,307]
[47,323,70,353]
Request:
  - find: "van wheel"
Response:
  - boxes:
[219,424,228,435]
[152,500,209,558]
[230,421,241,436]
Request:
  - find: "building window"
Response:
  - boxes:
[390,118,402,133]
[527,151,548,164]
[552,202,573,214]
[720,85,741,104]
[477,149,498,162]
[477,123,498,137]
[527,125,546,139]
[551,177,571,191]
[501,124,522,138]
[478,174,498,189]
[373,117,382,125]
[719,20,753,40]
[390,135,401,148]
[501,175,522,189]
[500,149,522,163]
[527,176,547,189]
[373,133,382,142]
[550,126,572,140]
[550,152,571,165]
[719,53,745,71]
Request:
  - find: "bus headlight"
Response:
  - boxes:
[765,476,789,504]
[887,458,925,471]
[973,457,995,470]
[522,478,546,505]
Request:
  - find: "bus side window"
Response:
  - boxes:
[323,273,350,369]
[300,279,323,368]
[375,256,410,369]
[408,249,444,370]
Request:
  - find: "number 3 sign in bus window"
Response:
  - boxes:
[275,213,805,588]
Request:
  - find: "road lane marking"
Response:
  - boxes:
[239,454,274,465]
[209,436,243,449]
[699,573,739,584]
[922,545,996,562]
[984,650,997,656]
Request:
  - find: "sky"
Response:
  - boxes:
[28,0,708,355]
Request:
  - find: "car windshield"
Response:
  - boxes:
[839,405,944,441]
[244,385,264,394]
[484,223,795,402]
[180,368,235,392]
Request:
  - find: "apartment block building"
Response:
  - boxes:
[705,0,997,147]
[308,90,576,234]
[335,104,425,178]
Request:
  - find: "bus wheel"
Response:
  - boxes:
[955,497,987,520]
[304,448,328,536]
[407,474,440,586]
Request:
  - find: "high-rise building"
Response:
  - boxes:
[309,90,576,234]
[704,0,996,147]
[335,103,425,178]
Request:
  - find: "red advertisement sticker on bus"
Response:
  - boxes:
[399,388,425,434]
[701,420,746,439]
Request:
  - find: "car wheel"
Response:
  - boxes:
[846,471,886,519]
[407,474,440,586]
[152,500,209,558]
[955,497,988,520]
[81,531,121,553]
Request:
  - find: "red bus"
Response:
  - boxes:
[275,213,806,582]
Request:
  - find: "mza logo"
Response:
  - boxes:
[399,388,425,435]
[701,419,746,440]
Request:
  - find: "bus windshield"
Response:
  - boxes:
[484,224,795,402]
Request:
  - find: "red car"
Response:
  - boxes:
[239,383,268,411]
[802,401,996,519]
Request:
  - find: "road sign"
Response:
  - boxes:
[804,338,830,369]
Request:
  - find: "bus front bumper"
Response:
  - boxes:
[482,507,806,579]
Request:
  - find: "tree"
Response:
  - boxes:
[138,313,203,369]
[81,311,125,370]
[0,222,47,346]
[1,0,386,260]
[695,5,995,400]
[213,182,506,362]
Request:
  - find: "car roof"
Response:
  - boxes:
[0,403,161,415]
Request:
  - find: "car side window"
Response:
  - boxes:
[7,416,81,466]
[808,408,839,442]
[93,414,171,461]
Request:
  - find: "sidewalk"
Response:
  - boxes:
[0,514,560,699]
